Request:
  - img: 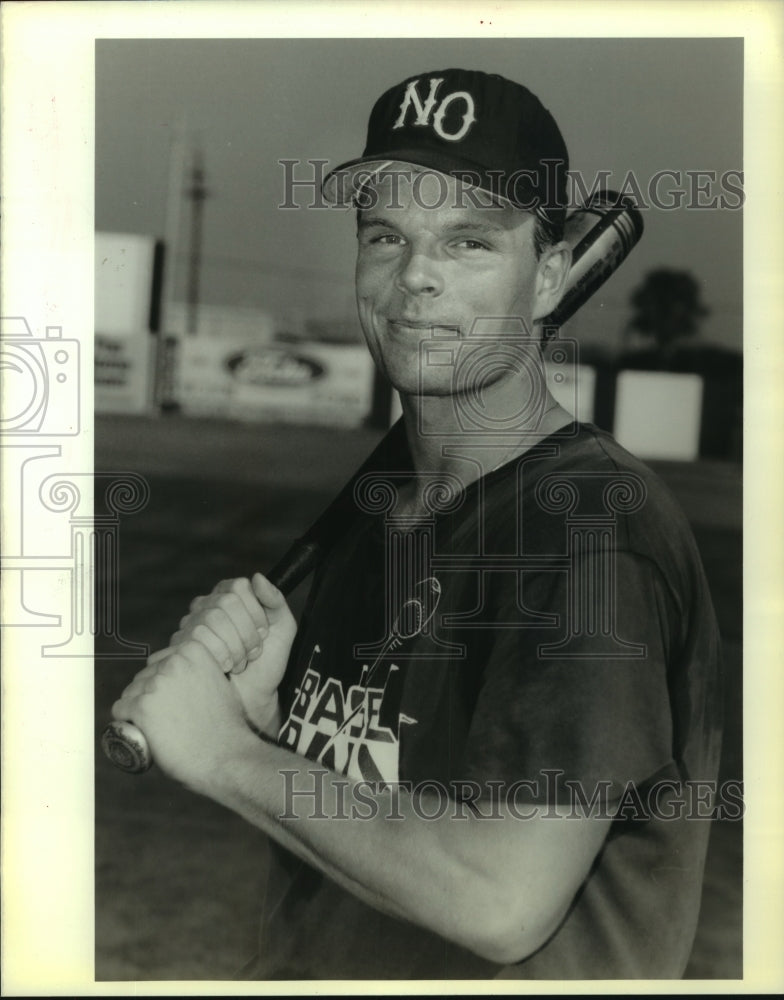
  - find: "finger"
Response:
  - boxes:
[170,638,227,676]
[185,591,269,652]
[111,694,135,722]
[194,602,265,664]
[114,669,158,713]
[111,648,206,724]
[171,622,235,674]
[251,573,293,627]
[181,593,268,656]
[219,580,270,659]
[148,646,175,666]
[188,592,219,616]
[213,577,269,630]
[189,579,267,629]
[116,655,169,705]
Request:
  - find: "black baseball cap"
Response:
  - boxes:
[322,68,569,218]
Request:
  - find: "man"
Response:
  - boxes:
[113,69,723,979]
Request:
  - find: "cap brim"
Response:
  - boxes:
[322,150,513,208]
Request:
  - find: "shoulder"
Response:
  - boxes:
[484,423,703,573]
[531,422,692,530]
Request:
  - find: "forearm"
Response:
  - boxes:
[203,734,446,925]
[116,635,607,963]
[209,743,412,923]
[234,684,282,740]
[198,734,599,962]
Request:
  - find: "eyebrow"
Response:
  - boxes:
[357,216,509,235]
[442,221,509,235]
[356,216,396,231]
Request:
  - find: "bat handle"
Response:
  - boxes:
[101,541,322,775]
[101,719,153,774]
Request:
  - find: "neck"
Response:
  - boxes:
[398,380,572,481]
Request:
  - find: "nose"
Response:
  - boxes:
[394,249,444,297]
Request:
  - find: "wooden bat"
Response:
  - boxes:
[101,191,643,774]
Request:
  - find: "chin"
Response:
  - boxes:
[388,375,456,400]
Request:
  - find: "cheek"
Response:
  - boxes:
[355,289,378,338]
[355,255,387,300]
[354,272,383,352]
[493,264,538,319]
[454,255,537,312]
[356,263,398,341]
[354,260,374,312]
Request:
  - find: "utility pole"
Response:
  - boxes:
[185,146,210,335]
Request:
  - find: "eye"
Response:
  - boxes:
[358,229,406,249]
[455,238,490,251]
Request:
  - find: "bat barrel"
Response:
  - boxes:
[543,191,644,330]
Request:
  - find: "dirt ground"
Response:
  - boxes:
[94,413,742,982]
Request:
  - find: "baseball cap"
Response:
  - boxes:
[322,68,569,218]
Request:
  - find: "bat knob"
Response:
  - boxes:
[101,720,153,774]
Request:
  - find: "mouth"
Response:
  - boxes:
[387,319,460,336]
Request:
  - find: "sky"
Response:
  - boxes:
[95,37,743,352]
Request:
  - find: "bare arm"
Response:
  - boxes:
[204,734,611,964]
[113,626,611,965]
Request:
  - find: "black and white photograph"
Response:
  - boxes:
[2,2,782,994]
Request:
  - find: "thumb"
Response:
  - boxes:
[251,572,290,622]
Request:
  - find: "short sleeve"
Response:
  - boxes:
[462,550,678,803]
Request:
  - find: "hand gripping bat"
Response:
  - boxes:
[101,190,643,774]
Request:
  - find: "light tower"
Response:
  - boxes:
[184,147,210,335]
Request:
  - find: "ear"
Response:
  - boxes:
[532,242,572,323]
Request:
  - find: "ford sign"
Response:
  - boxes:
[225,347,325,387]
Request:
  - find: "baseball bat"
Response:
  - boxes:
[101,191,643,774]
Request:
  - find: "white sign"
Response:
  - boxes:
[94,232,158,414]
[614,370,704,461]
[176,334,375,428]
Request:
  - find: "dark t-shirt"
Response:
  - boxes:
[243,423,723,980]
